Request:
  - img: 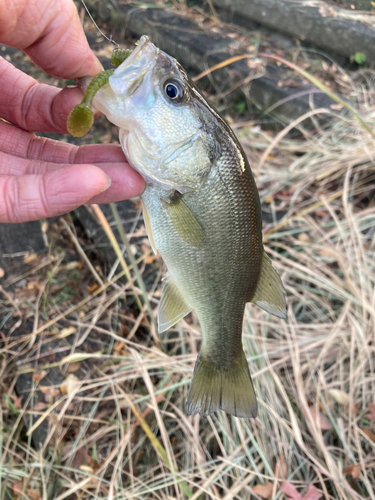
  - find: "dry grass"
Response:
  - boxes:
[1,53,375,500]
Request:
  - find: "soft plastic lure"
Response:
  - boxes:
[66,48,132,137]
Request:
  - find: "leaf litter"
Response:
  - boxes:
[1,9,375,500]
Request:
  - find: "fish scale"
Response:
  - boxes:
[143,138,261,362]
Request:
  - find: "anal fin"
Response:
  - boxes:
[251,253,287,319]
[158,275,192,333]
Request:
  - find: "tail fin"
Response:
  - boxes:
[185,351,257,418]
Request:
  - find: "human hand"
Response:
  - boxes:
[0,0,145,224]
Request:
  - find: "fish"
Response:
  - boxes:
[89,36,286,418]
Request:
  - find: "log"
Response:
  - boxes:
[88,2,337,123]
[211,0,375,64]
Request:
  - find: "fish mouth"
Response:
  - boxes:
[109,36,158,98]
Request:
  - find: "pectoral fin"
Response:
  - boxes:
[158,275,192,333]
[162,193,204,247]
[142,203,157,255]
[251,253,287,319]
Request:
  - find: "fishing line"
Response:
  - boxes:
[79,0,120,49]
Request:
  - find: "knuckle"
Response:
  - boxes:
[38,176,49,217]
[0,175,50,223]
[20,83,39,130]
[1,176,18,223]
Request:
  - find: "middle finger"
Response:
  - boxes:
[0,120,126,165]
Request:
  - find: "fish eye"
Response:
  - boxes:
[164,79,184,102]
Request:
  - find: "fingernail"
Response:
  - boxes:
[89,59,104,77]
[98,176,112,194]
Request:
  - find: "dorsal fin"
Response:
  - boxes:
[251,253,287,319]
[158,274,192,333]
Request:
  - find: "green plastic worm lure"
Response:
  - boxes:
[67,48,132,137]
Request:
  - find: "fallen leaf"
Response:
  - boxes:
[298,232,310,242]
[113,341,128,356]
[330,103,343,110]
[114,341,125,353]
[314,209,328,217]
[12,395,23,409]
[365,402,375,421]
[88,476,99,488]
[65,362,81,373]
[328,389,350,405]
[40,386,59,403]
[318,248,335,258]
[26,488,42,500]
[145,254,157,264]
[275,454,287,479]
[253,483,274,498]
[79,466,100,487]
[277,79,301,88]
[62,444,73,457]
[65,261,81,270]
[281,481,302,500]
[12,479,24,496]
[303,485,322,500]
[80,465,94,474]
[49,414,59,427]
[361,428,375,442]
[33,401,47,411]
[32,370,48,384]
[12,479,23,498]
[281,482,322,500]
[23,252,38,264]
[56,326,76,339]
[60,374,79,397]
[307,406,332,430]
[71,447,87,470]
[343,464,361,479]
[88,282,99,294]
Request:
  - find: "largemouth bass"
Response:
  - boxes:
[89,36,286,418]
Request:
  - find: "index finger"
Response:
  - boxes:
[0,58,89,133]
[0,0,102,79]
